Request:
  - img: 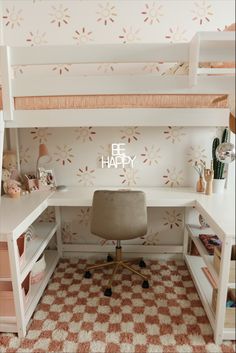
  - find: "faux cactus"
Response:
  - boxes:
[212,128,229,179]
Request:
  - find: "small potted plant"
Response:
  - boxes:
[212,128,229,193]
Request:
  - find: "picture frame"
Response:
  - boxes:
[38,168,56,188]
[24,168,56,192]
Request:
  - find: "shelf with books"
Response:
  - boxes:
[186,224,219,286]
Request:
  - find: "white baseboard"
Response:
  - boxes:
[61,243,183,260]
[62,251,183,261]
[62,243,183,253]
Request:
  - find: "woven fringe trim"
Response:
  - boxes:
[14,94,228,110]
[0,90,228,110]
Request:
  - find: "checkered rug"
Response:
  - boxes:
[0,259,235,353]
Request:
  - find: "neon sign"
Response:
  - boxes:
[101,143,136,169]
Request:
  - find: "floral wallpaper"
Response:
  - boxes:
[1,0,234,248]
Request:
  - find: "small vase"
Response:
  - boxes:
[196,176,205,193]
[212,178,225,194]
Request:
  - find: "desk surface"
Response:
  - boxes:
[0,187,235,239]
[48,186,197,207]
[0,191,53,238]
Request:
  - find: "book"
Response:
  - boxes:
[202,267,217,289]
[199,234,221,255]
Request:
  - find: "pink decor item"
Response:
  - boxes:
[0,273,30,317]
[0,234,26,278]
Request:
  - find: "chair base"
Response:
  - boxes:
[84,244,149,295]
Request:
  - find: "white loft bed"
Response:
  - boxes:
[0,31,235,129]
[0,31,235,342]
[0,31,235,183]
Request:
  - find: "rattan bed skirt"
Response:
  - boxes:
[0,90,228,110]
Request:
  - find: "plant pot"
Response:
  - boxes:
[196,176,205,193]
[213,179,225,194]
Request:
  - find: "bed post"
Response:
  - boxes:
[0,113,4,195]
[0,46,14,121]
[225,129,235,192]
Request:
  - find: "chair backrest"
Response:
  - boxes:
[90,190,147,240]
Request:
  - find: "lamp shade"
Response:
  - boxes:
[38,144,49,158]
[36,144,51,178]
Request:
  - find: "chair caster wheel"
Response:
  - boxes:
[107,254,113,262]
[142,280,149,289]
[84,271,92,279]
[139,259,146,268]
[104,288,112,297]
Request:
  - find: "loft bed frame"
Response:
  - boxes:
[0,31,235,184]
[0,30,235,342]
[0,31,235,128]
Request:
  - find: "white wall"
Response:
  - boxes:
[1,0,235,249]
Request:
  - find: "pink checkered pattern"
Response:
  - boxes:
[0,259,235,353]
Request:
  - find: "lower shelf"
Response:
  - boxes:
[185,255,236,341]
[0,250,59,334]
[185,254,215,329]
[25,250,59,326]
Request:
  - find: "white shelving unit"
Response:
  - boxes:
[0,218,59,337]
[184,221,235,342]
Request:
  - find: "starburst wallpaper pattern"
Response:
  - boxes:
[1,0,234,247]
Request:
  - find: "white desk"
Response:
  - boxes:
[48,186,235,240]
[0,186,235,343]
[48,186,196,207]
[0,187,234,240]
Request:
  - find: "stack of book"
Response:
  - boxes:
[199,234,221,255]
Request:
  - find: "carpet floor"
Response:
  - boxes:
[0,259,235,353]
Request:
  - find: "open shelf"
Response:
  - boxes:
[0,250,59,333]
[186,224,219,286]
[21,222,57,282]
[185,254,215,330]
[25,250,59,326]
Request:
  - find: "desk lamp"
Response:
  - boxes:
[36,143,67,191]
[36,143,51,178]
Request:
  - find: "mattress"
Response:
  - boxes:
[0,90,228,110]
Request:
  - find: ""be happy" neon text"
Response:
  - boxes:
[101,143,136,169]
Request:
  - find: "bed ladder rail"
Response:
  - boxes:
[189,31,235,87]
[0,46,14,121]
[0,113,4,194]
